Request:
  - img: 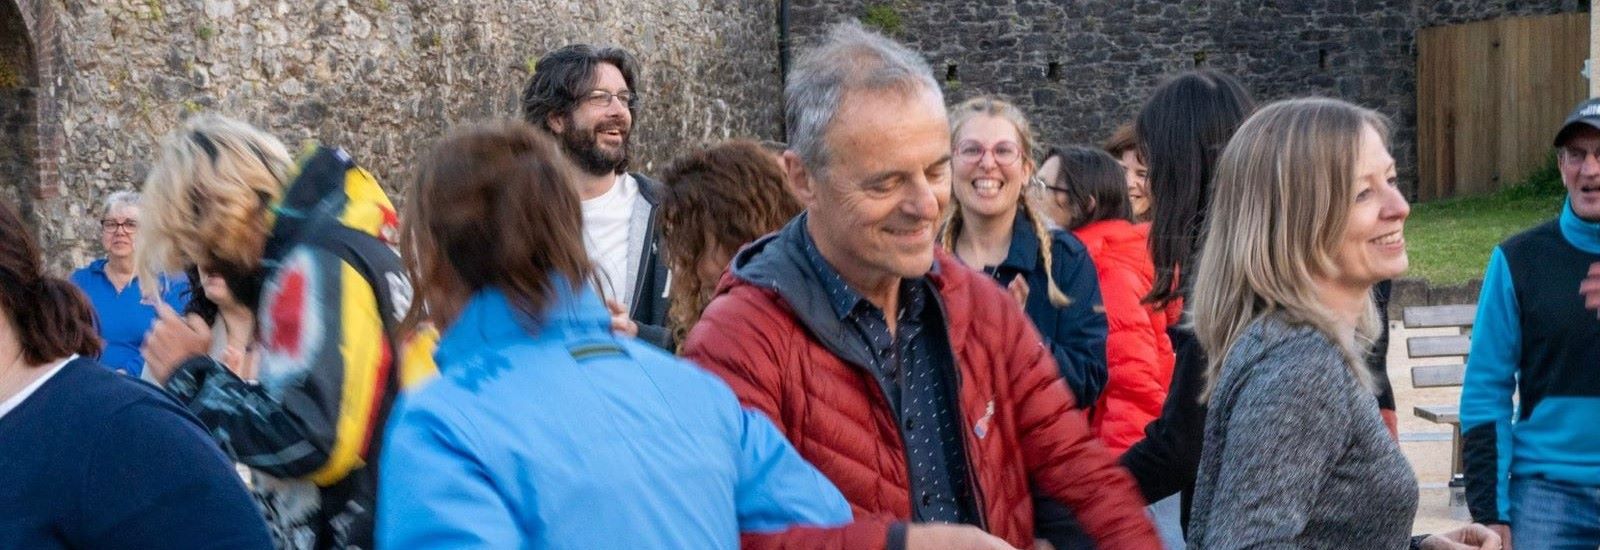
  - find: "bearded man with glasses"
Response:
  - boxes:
[522,44,672,349]
[68,190,189,376]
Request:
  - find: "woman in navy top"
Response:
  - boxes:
[0,202,270,549]
[68,191,188,376]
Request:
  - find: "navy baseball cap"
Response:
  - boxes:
[1555,97,1600,147]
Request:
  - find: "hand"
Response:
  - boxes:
[1581,262,1600,317]
[905,523,1019,550]
[1007,277,1030,309]
[605,299,639,337]
[141,302,212,384]
[1421,523,1505,550]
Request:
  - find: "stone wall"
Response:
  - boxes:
[790,0,1585,199]
[5,0,1590,273]
[7,0,782,273]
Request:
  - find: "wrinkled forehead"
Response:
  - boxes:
[821,87,949,170]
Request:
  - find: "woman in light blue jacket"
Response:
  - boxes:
[378,121,852,549]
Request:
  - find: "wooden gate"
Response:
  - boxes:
[1417,13,1589,201]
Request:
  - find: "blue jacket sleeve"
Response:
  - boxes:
[1459,247,1520,525]
[379,394,523,548]
[1048,243,1110,407]
[735,408,853,533]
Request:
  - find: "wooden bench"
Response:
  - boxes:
[1402,304,1475,513]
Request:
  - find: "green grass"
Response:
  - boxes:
[1404,158,1565,285]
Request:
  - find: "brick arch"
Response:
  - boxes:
[0,0,36,226]
[0,0,63,235]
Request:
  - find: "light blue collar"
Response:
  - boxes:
[1558,199,1600,254]
[435,277,613,368]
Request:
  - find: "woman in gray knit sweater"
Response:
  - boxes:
[1184,98,1500,550]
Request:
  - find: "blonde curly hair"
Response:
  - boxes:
[136,114,293,299]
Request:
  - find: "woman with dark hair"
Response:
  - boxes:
[0,202,271,549]
[657,140,802,344]
[1051,146,1176,457]
[1103,124,1152,222]
[378,121,852,547]
[1137,70,1255,310]
[1113,70,1257,547]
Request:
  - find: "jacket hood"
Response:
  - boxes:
[722,213,979,369]
[724,214,879,369]
[1073,220,1152,273]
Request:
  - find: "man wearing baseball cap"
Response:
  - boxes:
[1463,97,1600,549]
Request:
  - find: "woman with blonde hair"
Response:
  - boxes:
[939,95,1108,548]
[135,114,428,549]
[1186,97,1499,550]
[941,95,1107,407]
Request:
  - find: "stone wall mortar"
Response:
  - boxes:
[792,0,1585,201]
[17,0,782,273]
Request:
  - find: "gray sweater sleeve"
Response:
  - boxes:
[1202,339,1354,549]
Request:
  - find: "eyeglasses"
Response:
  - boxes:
[956,140,1021,166]
[1560,145,1600,166]
[1030,176,1070,195]
[101,220,138,234]
[581,90,638,109]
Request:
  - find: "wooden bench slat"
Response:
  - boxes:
[1414,405,1460,424]
[1403,304,1478,329]
[1407,335,1472,358]
[1412,364,1466,388]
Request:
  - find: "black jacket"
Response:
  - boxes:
[1119,281,1397,533]
[629,173,672,350]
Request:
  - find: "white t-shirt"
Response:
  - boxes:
[582,174,638,309]
[0,354,77,420]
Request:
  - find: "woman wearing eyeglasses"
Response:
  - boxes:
[939,95,1109,549]
[68,191,189,377]
[1044,146,1176,459]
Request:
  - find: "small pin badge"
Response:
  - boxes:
[973,400,995,439]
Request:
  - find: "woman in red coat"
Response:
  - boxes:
[1050,146,1177,455]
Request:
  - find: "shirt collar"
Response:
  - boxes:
[799,224,934,321]
[999,213,1041,272]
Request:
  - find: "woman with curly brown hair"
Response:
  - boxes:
[657,140,802,344]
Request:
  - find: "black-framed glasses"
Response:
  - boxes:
[955,140,1021,166]
[581,90,638,109]
[101,219,138,233]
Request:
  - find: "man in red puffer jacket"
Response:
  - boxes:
[682,21,1156,550]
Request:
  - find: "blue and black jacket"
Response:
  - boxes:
[1460,200,1600,524]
